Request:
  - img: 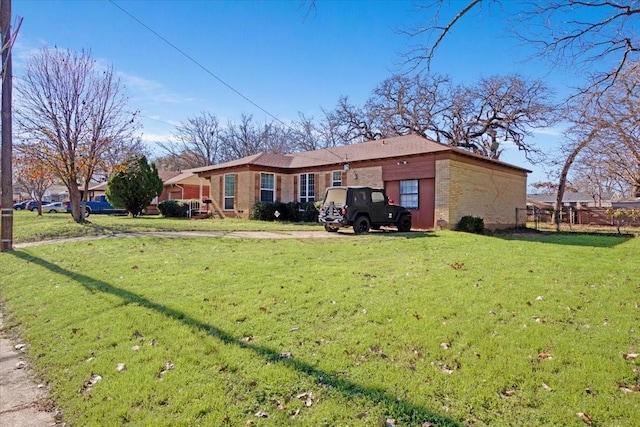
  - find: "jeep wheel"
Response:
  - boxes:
[324,224,339,233]
[353,216,370,235]
[397,214,412,232]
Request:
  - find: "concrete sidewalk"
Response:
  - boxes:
[0,310,59,427]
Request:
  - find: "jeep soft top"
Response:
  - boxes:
[318,186,412,234]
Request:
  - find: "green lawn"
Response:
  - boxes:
[1,214,639,426]
[10,210,321,244]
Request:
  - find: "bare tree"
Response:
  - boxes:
[220,114,293,161]
[517,1,640,92]
[153,152,203,172]
[577,66,640,197]
[369,74,451,140]
[401,1,640,93]
[317,108,345,148]
[330,75,452,144]
[571,144,630,202]
[13,144,56,215]
[330,96,382,143]
[555,63,640,229]
[601,68,640,197]
[398,0,483,74]
[159,111,223,169]
[288,109,346,151]
[289,112,324,152]
[330,73,557,161]
[442,75,558,160]
[15,47,140,222]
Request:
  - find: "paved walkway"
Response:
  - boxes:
[0,310,59,427]
[2,230,347,426]
[13,230,347,249]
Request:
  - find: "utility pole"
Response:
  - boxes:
[1,0,13,251]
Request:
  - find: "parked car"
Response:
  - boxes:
[13,200,35,210]
[27,201,44,211]
[318,186,412,234]
[65,195,127,217]
[41,202,66,213]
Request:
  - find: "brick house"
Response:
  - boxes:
[88,170,211,214]
[157,170,211,203]
[192,135,530,229]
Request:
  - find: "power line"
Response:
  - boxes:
[108,0,348,164]
[108,0,289,129]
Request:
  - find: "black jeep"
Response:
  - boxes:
[318,186,412,234]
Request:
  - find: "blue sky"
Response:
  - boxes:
[12,0,587,187]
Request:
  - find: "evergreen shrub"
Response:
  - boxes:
[456,215,485,234]
[158,200,189,218]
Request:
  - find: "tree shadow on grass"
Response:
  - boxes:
[337,230,438,239]
[486,229,634,248]
[9,250,460,427]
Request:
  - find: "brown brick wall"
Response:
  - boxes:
[314,167,383,199]
[436,156,526,229]
[434,160,451,229]
[345,166,383,188]
[205,155,526,228]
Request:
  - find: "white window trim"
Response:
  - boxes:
[331,171,342,187]
[260,173,275,202]
[224,174,235,211]
[299,173,315,203]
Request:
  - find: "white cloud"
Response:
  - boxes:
[137,131,175,144]
[118,71,196,105]
[532,126,564,136]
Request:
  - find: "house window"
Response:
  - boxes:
[260,173,275,202]
[331,171,342,186]
[224,174,235,210]
[299,173,315,203]
[400,179,419,209]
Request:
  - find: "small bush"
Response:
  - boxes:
[251,201,319,222]
[158,200,189,218]
[298,202,319,223]
[456,215,485,234]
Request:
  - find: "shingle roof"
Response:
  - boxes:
[88,181,107,191]
[527,192,613,203]
[190,134,529,173]
[163,170,198,185]
[611,197,640,207]
[157,170,182,181]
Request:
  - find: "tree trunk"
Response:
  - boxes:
[68,181,84,223]
[554,131,597,231]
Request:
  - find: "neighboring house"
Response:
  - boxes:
[527,192,613,208]
[88,181,108,198]
[89,171,211,202]
[611,197,640,208]
[157,170,211,203]
[191,135,530,229]
[43,185,69,202]
[88,171,212,214]
[526,192,627,225]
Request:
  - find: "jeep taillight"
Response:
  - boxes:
[341,208,347,215]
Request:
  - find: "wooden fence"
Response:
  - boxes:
[518,206,640,227]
